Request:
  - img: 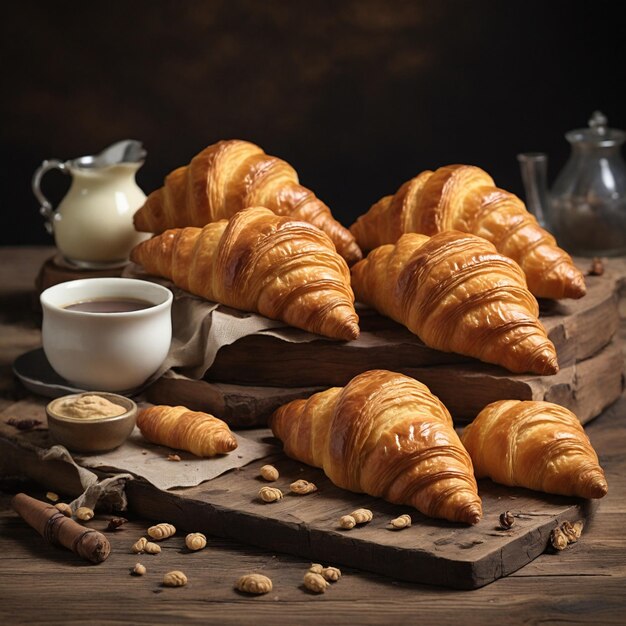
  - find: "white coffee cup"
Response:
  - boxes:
[40,277,173,392]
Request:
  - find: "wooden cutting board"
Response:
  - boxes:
[125,430,602,590]
[147,268,624,427]
[204,270,620,386]
[0,392,619,591]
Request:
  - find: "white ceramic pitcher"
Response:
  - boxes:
[32,140,151,268]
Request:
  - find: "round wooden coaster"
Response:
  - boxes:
[35,254,129,293]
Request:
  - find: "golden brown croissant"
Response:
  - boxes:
[461,400,608,498]
[350,230,558,375]
[350,164,586,300]
[136,405,238,457]
[130,206,359,341]
[271,370,482,524]
[133,139,362,265]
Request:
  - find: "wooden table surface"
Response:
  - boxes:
[1,246,626,626]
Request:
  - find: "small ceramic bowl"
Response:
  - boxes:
[46,392,137,453]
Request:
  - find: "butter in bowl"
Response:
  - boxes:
[46,392,137,453]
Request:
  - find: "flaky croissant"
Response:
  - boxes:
[130,206,359,340]
[133,139,362,265]
[350,230,558,375]
[270,369,482,525]
[136,405,238,457]
[350,164,586,300]
[461,400,608,499]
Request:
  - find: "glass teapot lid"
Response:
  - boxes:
[566,111,625,147]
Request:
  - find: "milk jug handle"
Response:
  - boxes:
[32,159,68,234]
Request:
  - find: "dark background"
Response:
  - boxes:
[2,0,624,246]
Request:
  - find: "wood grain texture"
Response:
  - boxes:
[0,396,612,590]
[145,262,623,426]
[147,337,624,426]
[1,247,626,623]
[125,453,597,590]
[205,267,620,387]
[1,394,624,623]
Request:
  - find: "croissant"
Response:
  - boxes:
[461,400,608,499]
[270,369,483,524]
[350,164,586,300]
[130,206,359,341]
[133,139,362,265]
[136,405,238,457]
[350,230,558,375]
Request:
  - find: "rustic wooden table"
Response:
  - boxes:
[1,246,625,626]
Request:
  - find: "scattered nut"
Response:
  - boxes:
[550,519,584,551]
[235,573,273,595]
[163,570,187,587]
[499,511,515,530]
[167,453,182,462]
[185,532,207,551]
[147,522,176,540]
[562,520,584,543]
[132,563,146,576]
[107,516,128,531]
[322,566,341,582]
[54,503,72,517]
[259,465,279,481]
[259,486,283,503]
[303,571,329,593]
[131,537,148,553]
[340,509,373,529]
[75,506,94,521]
[308,563,341,582]
[390,514,411,530]
[339,515,356,529]
[46,492,59,502]
[351,508,373,524]
[550,526,569,551]
[144,541,161,555]
[290,479,318,495]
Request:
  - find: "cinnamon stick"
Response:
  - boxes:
[11,493,111,563]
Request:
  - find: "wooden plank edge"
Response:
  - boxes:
[125,480,595,590]
[151,339,624,426]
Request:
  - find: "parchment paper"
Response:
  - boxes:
[1,400,277,494]
[74,426,277,490]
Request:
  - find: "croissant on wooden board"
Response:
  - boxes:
[133,139,362,265]
[136,405,238,457]
[130,206,359,341]
[350,230,558,375]
[461,400,608,499]
[349,164,586,300]
[270,369,483,525]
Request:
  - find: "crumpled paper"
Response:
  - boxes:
[38,445,133,512]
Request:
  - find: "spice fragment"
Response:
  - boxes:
[107,516,128,531]
[499,511,515,530]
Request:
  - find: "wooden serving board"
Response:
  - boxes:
[0,393,619,591]
[125,433,601,590]
[148,339,624,427]
[204,269,620,387]
[147,268,624,426]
